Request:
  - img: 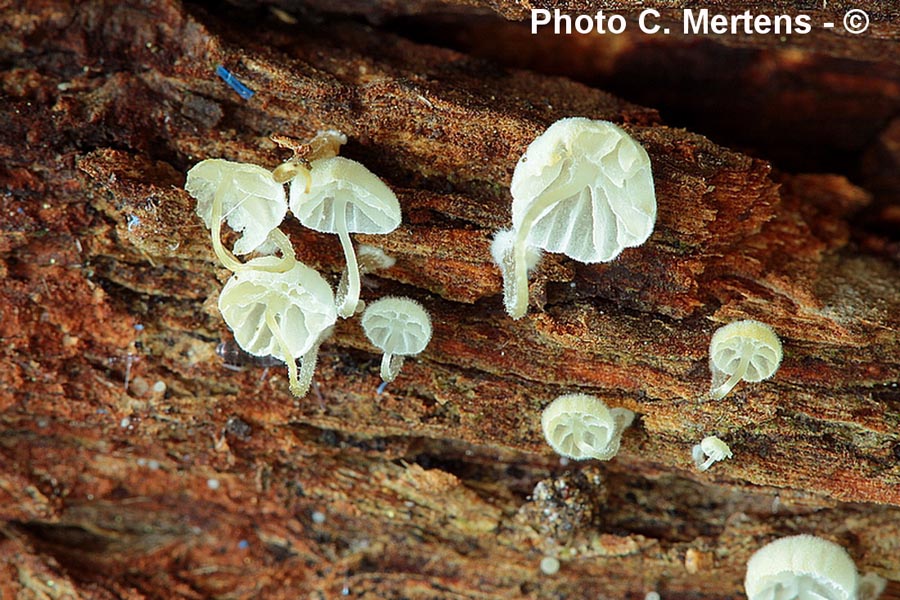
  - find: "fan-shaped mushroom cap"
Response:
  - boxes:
[540,393,634,461]
[361,297,432,382]
[511,117,656,263]
[289,157,401,235]
[187,159,288,256]
[362,297,432,356]
[218,259,336,361]
[709,320,783,399]
[744,535,858,600]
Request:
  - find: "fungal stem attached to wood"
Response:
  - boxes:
[710,352,751,400]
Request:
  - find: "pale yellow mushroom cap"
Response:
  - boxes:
[709,319,783,399]
[710,320,782,382]
[361,297,432,357]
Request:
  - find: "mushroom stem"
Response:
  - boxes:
[210,182,248,272]
[698,456,716,472]
[508,175,584,319]
[266,228,297,271]
[710,352,751,400]
[265,310,303,397]
[334,199,361,318]
[508,233,531,320]
[295,344,321,398]
[380,353,405,383]
[210,182,296,273]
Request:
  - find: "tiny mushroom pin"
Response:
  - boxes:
[691,436,733,472]
[186,159,296,272]
[361,296,432,383]
[540,393,635,461]
[290,156,401,318]
[217,258,337,397]
[494,117,656,319]
[709,320,783,400]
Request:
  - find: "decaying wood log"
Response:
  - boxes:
[1,1,898,598]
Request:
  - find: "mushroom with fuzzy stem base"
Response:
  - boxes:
[361,297,432,382]
[290,157,401,318]
[217,258,337,397]
[186,159,296,273]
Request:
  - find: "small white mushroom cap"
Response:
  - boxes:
[361,296,432,382]
[290,156,401,318]
[218,258,337,396]
[691,436,733,472]
[490,228,543,272]
[744,535,858,600]
[857,573,887,600]
[186,159,292,265]
[540,393,635,461]
[709,320,783,400]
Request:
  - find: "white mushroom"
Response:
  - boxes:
[186,159,295,272]
[290,157,401,318]
[691,436,733,472]
[218,258,337,397]
[744,535,858,600]
[709,320,783,400]
[540,393,634,461]
[495,117,656,319]
[361,297,432,383]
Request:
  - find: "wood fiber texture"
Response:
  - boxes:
[0,0,898,598]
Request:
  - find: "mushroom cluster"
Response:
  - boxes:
[185,130,430,396]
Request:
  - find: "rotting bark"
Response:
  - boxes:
[1,1,899,598]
